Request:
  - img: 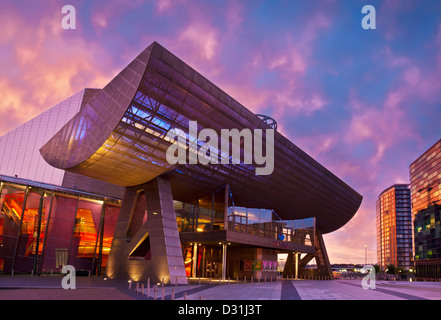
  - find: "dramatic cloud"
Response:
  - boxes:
[1,0,440,264]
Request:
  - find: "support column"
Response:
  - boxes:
[106,177,187,284]
[283,251,294,278]
[32,195,44,275]
[294,252,299,280]
[222,242,227,280]
[0,181,4,205]
[224,184,229,231]
[314,230,333,279]
[192,242,198,278]
[96,203,106,275]
[11,186,30,273]
[39,192,54,274]
[202,246,206,278]
[67,196,80,266]
[210,192,214,231]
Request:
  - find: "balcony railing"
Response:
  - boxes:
[227,221,314,246]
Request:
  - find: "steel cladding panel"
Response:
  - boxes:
[40,42,362,234]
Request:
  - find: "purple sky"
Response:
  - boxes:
[1,0,441,264]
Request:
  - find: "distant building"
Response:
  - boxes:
[410,139,441,280]
[376,184,413,271]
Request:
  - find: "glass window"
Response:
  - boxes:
[0,183,28,273]
[40,195,79,273]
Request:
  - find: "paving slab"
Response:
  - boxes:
[1,275,440,300]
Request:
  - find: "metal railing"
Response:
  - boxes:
[227,221,313,246]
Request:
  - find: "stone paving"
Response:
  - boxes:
[0,275,440,300]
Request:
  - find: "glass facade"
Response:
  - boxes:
[410,140,441,214]
[1,175,317,279]
[176,187,316,279]
[414,205,441,260]
[227,206,315,246]
[175,187,226,233]
[376,184,413,270]
[409,139,441,280]
[181,243,225,278]
[0,178,121,275]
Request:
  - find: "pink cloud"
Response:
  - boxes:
[154,0,188,14]
[345,91,408,165]
[324,204,376,264]
[225,0,244,34]
[295,134,337,160]
[89,0,146,31]
[0,4,118,137]
[178,23,219,61]
[344,39,441,167]
[227,12,332,120]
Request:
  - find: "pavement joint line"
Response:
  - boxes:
[377,282,441,292]
[1,277,440,300]
[339,280,429,300]
[280,280,301,300]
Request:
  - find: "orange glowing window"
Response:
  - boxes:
[74,209,98,258]
[74,208,113,258]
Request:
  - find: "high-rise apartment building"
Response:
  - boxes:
[376,184,413,271]
[410,139,441,280]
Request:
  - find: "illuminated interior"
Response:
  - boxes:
[0,180,120,274]
[2,194,45,256]
[74,208,112,259]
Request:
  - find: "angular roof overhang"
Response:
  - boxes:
[40,42,362,234]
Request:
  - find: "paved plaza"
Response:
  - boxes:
[0,275,440,300]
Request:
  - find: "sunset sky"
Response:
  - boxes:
[1,0,441,264]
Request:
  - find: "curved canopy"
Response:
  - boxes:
[41,42,362,234]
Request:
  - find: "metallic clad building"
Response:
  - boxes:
[376,184,413,271]
[40,42,362,283]
[0,89,92,186]
[0,89,123,276]
[1,42,362,282]
[40,42,362,234]
[410,139,441,280]
[0,88,124,199]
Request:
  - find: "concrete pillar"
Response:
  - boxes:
[222,242,227,280]
[295,252,299,280]
[192,242,198,278]
[106,177,187,284]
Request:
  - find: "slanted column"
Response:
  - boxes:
[144,177,187,284]
[106,177,187,284]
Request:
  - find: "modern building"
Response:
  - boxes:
[0,42,362,283]
[410,139,441,280]
[0,88,125,276]
[376,184,413,271]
